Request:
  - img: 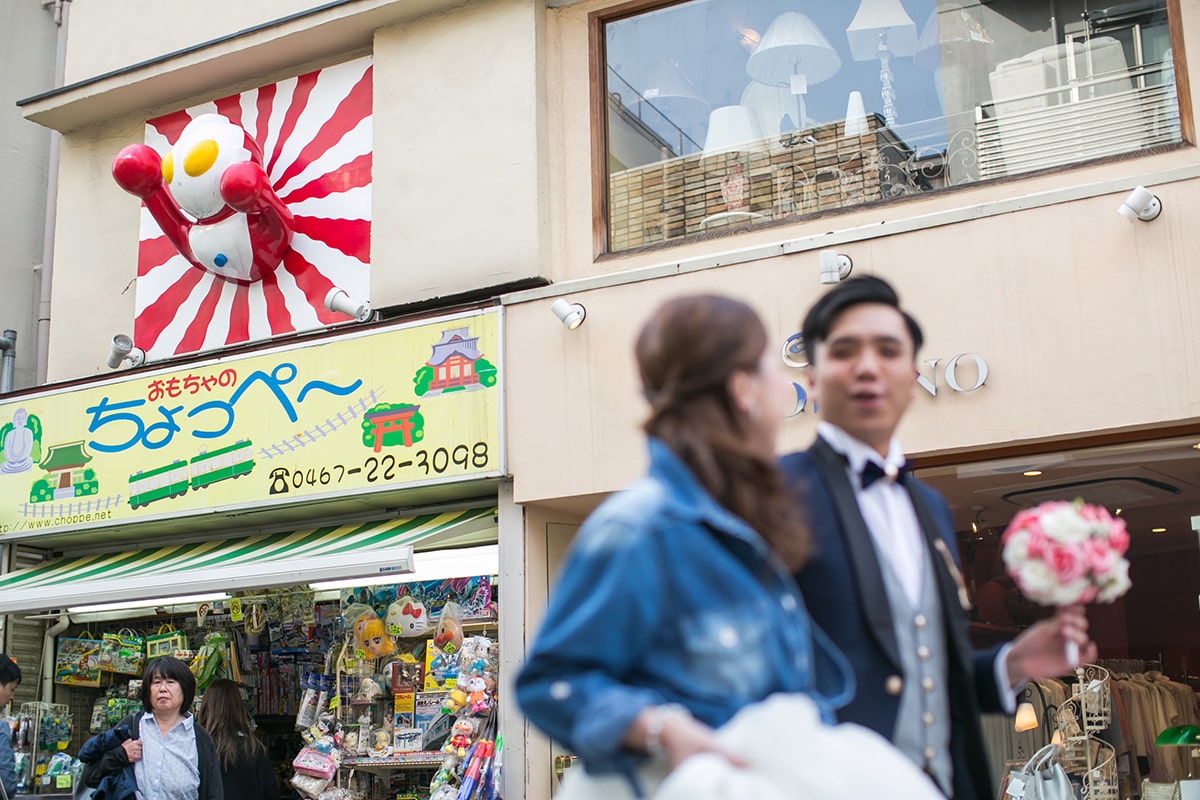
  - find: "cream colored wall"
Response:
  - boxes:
[543,0,1200,282]
[47,117,147,382]
[505,181,1200,505]
[372,0,548,302]
[63,0,312,84]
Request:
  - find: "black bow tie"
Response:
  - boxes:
[860,460,909,490]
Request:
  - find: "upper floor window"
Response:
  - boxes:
[601,0,1182,252]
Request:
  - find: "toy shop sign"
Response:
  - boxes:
[0,309,502,537]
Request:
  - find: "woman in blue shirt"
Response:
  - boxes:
[0,654,22,799]
[517,295,853,790]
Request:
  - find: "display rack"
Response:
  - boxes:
[1057,663,1119,800]
[15,702,73,796]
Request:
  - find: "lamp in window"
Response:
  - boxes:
[639,58,711,152]
[846,0,919,127]
[746,12,840,131]
[699,105,768,230]
[1014,695,1039,732]
[1155,725,1200,798]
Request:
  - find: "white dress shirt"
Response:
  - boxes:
[816,423,1017,711]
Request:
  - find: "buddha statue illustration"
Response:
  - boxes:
[0,408,41,474]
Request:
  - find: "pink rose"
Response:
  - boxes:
[1046,542,1087,583]
[1025,526,1049,560]
[1107,519,1130,554]
[1085,540,1119,574]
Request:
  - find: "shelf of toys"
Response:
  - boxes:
[12,702,79,797]
[287,576,501,800]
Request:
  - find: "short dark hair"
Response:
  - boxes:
[801,275,923,363]
[141,656,196,712]
[0,654,22,685]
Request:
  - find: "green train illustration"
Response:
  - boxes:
[129,439,254,509]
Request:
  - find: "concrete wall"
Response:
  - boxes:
[0,1,57,391]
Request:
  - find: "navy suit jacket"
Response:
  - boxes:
[781,438,1008,800]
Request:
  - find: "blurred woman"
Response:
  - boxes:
[80,656,221,800]
[195,680,276,800]
[516,294,853,790]
[0,654,22,799]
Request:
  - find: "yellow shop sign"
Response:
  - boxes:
[0,310,502,535]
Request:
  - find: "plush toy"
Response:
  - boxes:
[341,730,359,753]
[372,729,391,757]
[354,614,395,659]
[443,718,475,758]
[440,688,468,716]
[354,677,384,702]
[465,675,491,716]
[386,597,431,638]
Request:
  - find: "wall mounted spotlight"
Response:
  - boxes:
[106,334,145,370]
[550,298,586,330]
[818,250,853,284]
[324,288,373,322]
[1118,185,1162,222]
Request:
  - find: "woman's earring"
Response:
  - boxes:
[746,403,760,420]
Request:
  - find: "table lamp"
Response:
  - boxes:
[699,105,767,228]
[846,0,918,127]
[1155,725,1200,800]
[746,12,840,110]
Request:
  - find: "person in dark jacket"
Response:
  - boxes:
[0,654,22,799]
[81,657,222,800]
[195,680,276,800]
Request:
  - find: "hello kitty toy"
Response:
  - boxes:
[111,113,294,283]
[386,597,431,638]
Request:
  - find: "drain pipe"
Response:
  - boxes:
[0,330,15,393]
[40,615,70,703]
[35,0,71,385]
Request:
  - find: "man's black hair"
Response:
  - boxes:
[801,275,924,363]
[0,654,21,685]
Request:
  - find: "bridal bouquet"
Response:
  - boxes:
[1001,500,1132,606]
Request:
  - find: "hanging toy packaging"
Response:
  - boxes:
[343,603,395,660]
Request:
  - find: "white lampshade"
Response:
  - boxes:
[846,0,919,61]
[702,105,765,155]
[746,12,841,88]
[741,82,808,137]
[843,90,869,137]
[641,58,711,129]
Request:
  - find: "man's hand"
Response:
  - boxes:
[626,706,746,771]
[1006,604,1098,685]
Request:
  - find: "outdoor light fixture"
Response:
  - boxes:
[106,334,145,369]
[818,250,853,284]
[324,287,373,322]
[1118,185,1162,222]
[550,298,586,330]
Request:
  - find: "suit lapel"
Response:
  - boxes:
[904,482,974,671]
[809,438,901,670]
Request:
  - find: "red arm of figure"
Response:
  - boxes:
[219,161,295,258]
[111,144,197,263]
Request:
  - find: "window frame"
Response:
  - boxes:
[587,0,1193,259]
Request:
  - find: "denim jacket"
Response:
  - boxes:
[516,438,854,781]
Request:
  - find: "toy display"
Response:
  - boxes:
[386,596,432,638]
[344,603,396,659]
[432,602,464,655]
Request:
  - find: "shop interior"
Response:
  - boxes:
[915,434,1200,798]
[0,510,501,800]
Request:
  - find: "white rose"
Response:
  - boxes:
[1040,506,1091,545]
[1048,575,1093,606]
[1095,559,1132,603]
[1014,559,1057,604]
[1003,531,1030,571]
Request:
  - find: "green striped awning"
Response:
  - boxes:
[0,507,496,614]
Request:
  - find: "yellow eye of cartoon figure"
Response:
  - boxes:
[161,151,174,184]
[184,139,220,177]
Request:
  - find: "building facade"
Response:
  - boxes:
[4,0,1199,797]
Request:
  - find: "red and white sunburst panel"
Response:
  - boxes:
[131,56,372,360]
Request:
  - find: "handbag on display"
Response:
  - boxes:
[54,632,103,687]
[1004,744,1074,800]
[145,625,187,660]
[98,628,146,675]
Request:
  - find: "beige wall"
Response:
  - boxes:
[63,0,319,84]
[372,0,547,302]
[505,181,1200,505]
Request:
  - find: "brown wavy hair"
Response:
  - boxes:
[635,294,810,571]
